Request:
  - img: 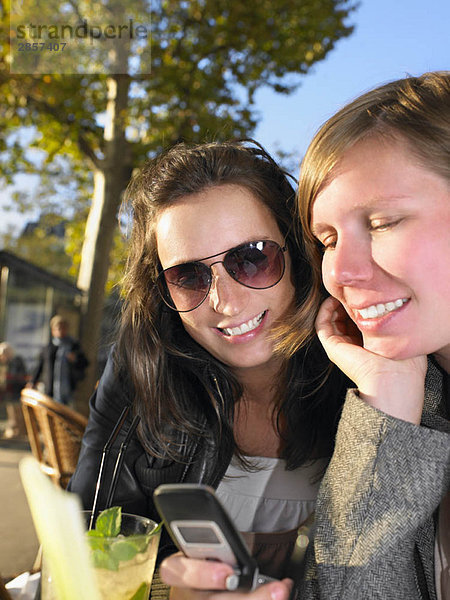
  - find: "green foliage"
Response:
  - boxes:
[93,506,122,537]
[0,0,357,295]
[1,212,77,282]
[85,506,160,576]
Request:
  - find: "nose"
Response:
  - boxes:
[208,264,248,315]
[326,237,373,287]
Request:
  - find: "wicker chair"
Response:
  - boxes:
[0,575,13,600]
[20,388,88,489]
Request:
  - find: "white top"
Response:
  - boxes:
[215,455,328,533]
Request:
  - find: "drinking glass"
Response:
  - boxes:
[42,511,161,600]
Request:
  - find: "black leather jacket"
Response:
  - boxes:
[68,352,233,560]
[32,336,89,396]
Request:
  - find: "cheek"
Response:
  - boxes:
[178,308,212,343]
[321,255,335,295]
[281,268,296,301]
[179,314,198,332]
[373,235,439,284]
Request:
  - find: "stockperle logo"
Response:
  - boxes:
[9,2,151,75]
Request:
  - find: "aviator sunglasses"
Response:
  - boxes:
[156,239,287,312]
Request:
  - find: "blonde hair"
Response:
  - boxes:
[277,71,450,356]
[50,315,68,329]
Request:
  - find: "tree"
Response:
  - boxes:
[1,213,74,277]
[0,0,357,411]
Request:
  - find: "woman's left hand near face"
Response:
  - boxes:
[316,296,427,424]
[160,553,292,600]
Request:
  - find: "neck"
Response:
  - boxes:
[434,346,450,374]
[233,357,286,407]
[232,359,287,458]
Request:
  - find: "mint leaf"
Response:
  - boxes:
[128,582,149,600]
[129,535,150,554]
[90,548,119,571]
[110,539,139,563]
[86,529,104,537]
[153,521,163,535]
[85,508,161,573]
[95,506,122,537]
[86,532,107,552]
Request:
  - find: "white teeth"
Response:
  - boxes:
[222,311,265,336]
[358,298,408,320]
[367,305,378,318]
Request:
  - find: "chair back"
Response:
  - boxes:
[20,388,88,488]
[0,574,13,600]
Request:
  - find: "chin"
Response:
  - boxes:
[363,335,423,361]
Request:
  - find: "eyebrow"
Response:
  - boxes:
[311,194,411,235]
[358,194,410,207]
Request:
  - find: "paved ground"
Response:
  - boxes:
[0,426,40,581]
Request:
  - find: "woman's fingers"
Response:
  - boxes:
[315,297,427,423]
[215,579,293,600]
[315,297,362,345]
[170,579,293,600]
[161,554,292,600]
[315,297,368,379]
[160,553,234,590]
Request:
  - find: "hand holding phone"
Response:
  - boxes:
[154,483,276,591]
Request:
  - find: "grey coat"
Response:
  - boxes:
[300,358,450,599]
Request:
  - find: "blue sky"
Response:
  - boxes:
[254,0,450,161]
[1,0,449,233]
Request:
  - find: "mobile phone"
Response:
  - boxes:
[153,483,275,591]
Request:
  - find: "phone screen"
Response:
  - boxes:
[175,523,222,544]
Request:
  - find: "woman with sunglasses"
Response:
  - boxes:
[69,139,348,590]
[160,74,450,600]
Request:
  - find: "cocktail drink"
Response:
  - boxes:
[42,507,161,600]
[86,509,161,600]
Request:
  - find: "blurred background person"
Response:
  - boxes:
[29,315,88,407]
[0,341,27,439]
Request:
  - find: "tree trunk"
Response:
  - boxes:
[75,74,131,414]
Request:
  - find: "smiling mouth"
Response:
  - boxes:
[219,311,266,337]
[357,298,408,320]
